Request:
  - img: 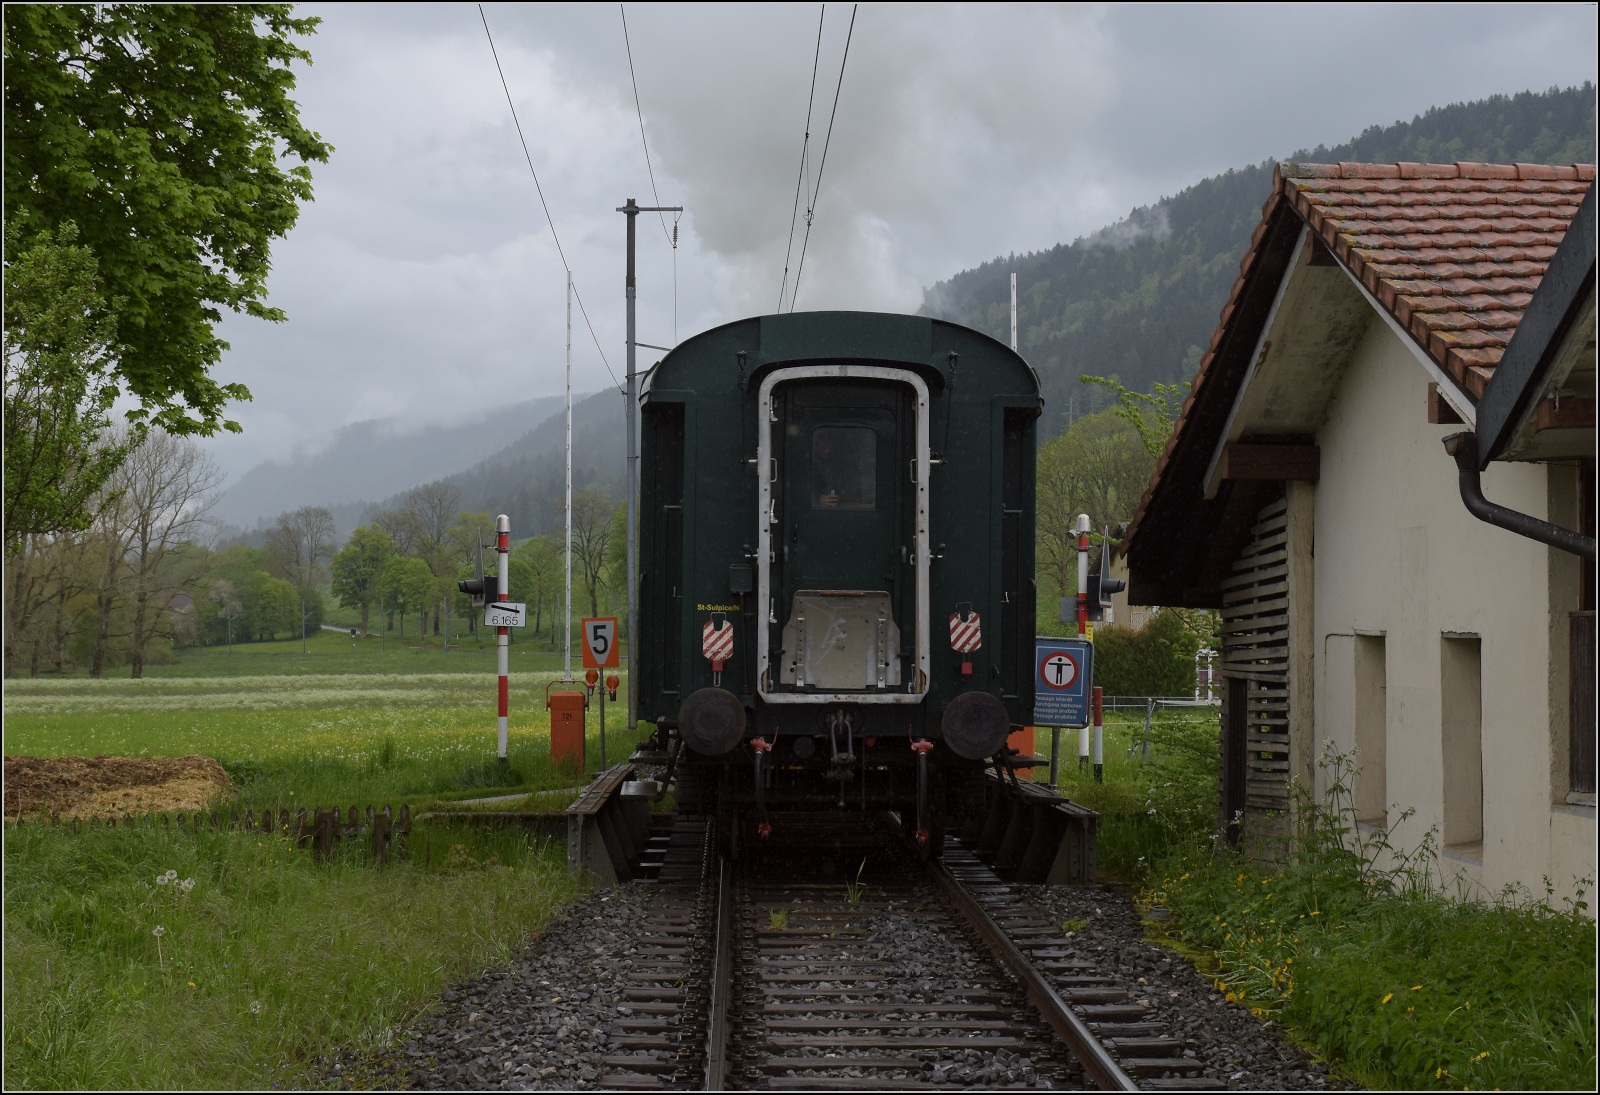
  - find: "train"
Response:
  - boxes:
[635,310,1041,853]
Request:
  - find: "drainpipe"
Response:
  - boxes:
[1442,433,1595,562]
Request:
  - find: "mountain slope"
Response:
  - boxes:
[361,389,627,538]
[212,394,572,528]
[920,85,1597,438]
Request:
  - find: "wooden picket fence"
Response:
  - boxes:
[15,804,413,865]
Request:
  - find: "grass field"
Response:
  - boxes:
[5,629,646,810]
[3,636,642,1089]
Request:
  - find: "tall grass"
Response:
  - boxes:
[1145,749,1596,1090]
[3,819,581,1089]
[1050,707,1220,877]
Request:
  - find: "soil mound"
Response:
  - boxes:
[3,755,236,819]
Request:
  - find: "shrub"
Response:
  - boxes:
[1094,609,1200,696]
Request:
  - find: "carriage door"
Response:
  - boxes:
[776,381,910,691]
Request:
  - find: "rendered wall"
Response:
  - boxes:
[1310,318,1595,904]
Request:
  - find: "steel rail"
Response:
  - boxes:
[929,859,1139,1091]
[703,857,733,1090]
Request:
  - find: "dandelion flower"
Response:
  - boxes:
[1476,1051,1489,1060]
[1381,993,1393,1004]
[156,875,170,886]
[250,1001,262,1015]
[165,869,178,881]
[152,926,166,937]
[1411,985,1422,991]
[188,981,197,988]
[179,878,195,892]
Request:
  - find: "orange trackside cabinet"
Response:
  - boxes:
[1007,726,1038,779]
[546,684,588,769]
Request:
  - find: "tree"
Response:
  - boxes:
[446,510,493,636]
[520,535,561,640]
[331,525,396,636]
[371,507,416,557]
[377,555,434,640]
[209,578,243,650]
[119,431,221,677]
[3,4,332,438]
[3,528,94,678]
[266,505,335,593]
[398,482,462,636]
[84,458,136,678]
[3,222,140,552]
[1035,409,1153,604]
[1079,375,1187,457]
[403,482,461,570]
[571,488,618,618]
[243,570,297,641]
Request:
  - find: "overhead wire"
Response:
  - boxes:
[777,5,826,314]
[478,4,624,393]
[788,3,856,313]
[619,3,680,343]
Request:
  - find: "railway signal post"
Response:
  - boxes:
[492,516,511,759]
[1076,513,1091,768]
[459,516,526,761]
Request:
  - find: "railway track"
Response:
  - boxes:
[600,811,1218,1091]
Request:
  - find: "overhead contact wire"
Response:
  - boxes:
[788,3,856,313]
[778,5,826,314]
[478,4,624,394]
[620,3,680,342]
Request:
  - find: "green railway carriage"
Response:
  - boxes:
[637,310,1040,845]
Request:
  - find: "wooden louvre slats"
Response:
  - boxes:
[1222,495,1292,812]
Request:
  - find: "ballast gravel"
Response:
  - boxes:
[326,884,660,1091]
[326,877,1355,1091]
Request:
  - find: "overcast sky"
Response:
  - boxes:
[203,1,1597,480]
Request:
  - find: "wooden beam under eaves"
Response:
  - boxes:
[1219,443,1320,482]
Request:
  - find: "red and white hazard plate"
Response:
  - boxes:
[702,619,734,667]
[949,610,982,653]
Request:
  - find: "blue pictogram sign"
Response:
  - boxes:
[1034,637,1093,728]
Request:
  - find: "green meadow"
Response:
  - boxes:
[4,634,642,1089]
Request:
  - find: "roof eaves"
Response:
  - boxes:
[1475,184,1598,466]
[1119,181,1300,563]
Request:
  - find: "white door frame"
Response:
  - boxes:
[755,364,930,704]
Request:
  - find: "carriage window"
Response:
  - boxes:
[811,427,876,510]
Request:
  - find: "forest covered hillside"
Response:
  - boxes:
[919,85,1597,439]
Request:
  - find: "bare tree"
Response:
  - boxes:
[401,482,461,636]
[86,467,136,678]
[405,482,460,565]
[371,507,416,557]
[571,487,618,619]
[266,505,335,591]
[119,431,222,678]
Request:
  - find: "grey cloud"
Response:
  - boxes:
[200,1,1596,483]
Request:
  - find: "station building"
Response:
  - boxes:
[1121,161,1595,903]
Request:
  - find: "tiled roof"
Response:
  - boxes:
[1280,161,1593,398]
[1120,160,1594,561]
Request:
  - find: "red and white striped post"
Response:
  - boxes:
[1076,512,1091,769]
[496,513,511,761]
